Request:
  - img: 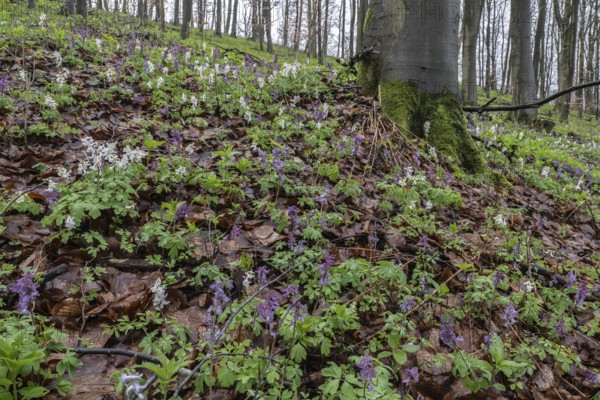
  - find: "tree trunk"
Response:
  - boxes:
[356,0,367,51]
[461,0,484,104]
[174,0,180,25]
[509,0,537,121]
[282,0,290,47]
[322,0,329,61]
[349,0,355,56]
[359,0,482,172]
[76,0,87,16]
[316,0,323,63]
[215,0,223,35]
[340,0,346,58]
[533,0,547,93]
[225,0,232,34]
[263,0,272,52]
[293,0,302,51]
[230,0,238,36]
[553,0,580,122]
[180,0,192,39]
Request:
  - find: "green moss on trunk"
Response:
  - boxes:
[378,80,483,173]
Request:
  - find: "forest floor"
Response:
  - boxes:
[1,5,600,400]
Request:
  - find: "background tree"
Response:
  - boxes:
[180,0,192,39]
[461,0,484,104]
[509,0,537,121]
[553,0,580,121]
[359,0,482,172]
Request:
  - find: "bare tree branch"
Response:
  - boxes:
[463,79,600,113]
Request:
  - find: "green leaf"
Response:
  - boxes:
[217,367,235,387]
[402,343,420,353]
[18,385,49,399]
[493,383,506,391]
[144,136,165,150]
[341,381,357,399]
[323,378,340,395]
[290,343,307,362]
[392,350,407,365]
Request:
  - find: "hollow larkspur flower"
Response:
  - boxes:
[10,273,39,315]
[356,354,377,391]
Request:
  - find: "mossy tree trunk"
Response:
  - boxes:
[358,0,483,173]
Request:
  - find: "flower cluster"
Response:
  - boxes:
[501,303,519,328]
[44,95,58,109]
[440,314,464,348]
[78,137,147,175]
[356,354,377,391]
[150,278,170,311]
[121,373,145,400]
[402,367,419,385]
[10,273,39,315]
[257,290,283,336]
[318,247,335,286]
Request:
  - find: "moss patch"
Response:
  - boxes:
[378,80,484,173]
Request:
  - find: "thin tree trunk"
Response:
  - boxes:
[533,0,547,96]
[461,0,485,104]
[180,0,192,39]
[225,0,232,33]
[349,0,355,56]
[293,0,302,51]
[230,0,238,36]
[509,0,537,121]
[356,0,367,51]
[340,0,346,58]
[216,0,222,35]
[553,0,580,122]
[174,0,180,25]
[263,0,272,52]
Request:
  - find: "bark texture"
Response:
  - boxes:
[359,0,482,172]
[461,0,484,104]
[509,0,537,121]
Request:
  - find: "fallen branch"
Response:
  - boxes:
[463,80,600,112]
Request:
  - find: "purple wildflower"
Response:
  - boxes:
[294,240,307,255]
[356,354,377,391]
[160,105,169,118]
[272,148,285,182]
[566,270,577,287]
[501,303,519,328]
[173,56,179,70]
[174,203,189,221]
[337,138,347,153]
[281,285,308,323]
[0,75,9,92]
[316,187,332,206]
[445,171,453,184]
[400,297,417,313]
[170,130,183,147]
[229,225,243,240]
[208,279,232,316]
[418,234,431,253]
[121,373,145,400]
[440,314,464,348]
[412,151,421,167]
[318,247,335,286]
[352,134,362,156]
[44,189,61,205]
[584,369,599,385]
[127,41,135,56]
[553,319,566,338]
[256,266,269,286]
[287,206,300,226]
[575,284,590,306]
[10,273,39,315]
[258,149,268,167]
[257,290,283,336]
[402,367,419,385]
[493,271,505,288]
[114,61,123,75]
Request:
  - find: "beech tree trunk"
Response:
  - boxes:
[215,0,223,35]
[533,0,547,95]
[359,0,482,172]
[509,0,537,121]
[180,0,192,39]
[174,0,180,25]
[461,0,484,104]
[553,0,580,122]
[263,0,272,52]
[230,0,238,36]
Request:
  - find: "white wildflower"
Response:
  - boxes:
[244,111,253,123]
[541,167,550,178]
[257,76,265,89]
[161,66,168,75]
[150,278,170,311]
[184,52,191,63]
[52,51,62,67]
[181,93,187,103]
[106,68,115,85]
[207,73,215,85]
[424,200,433,210]
[279,119,286,129]
[278,107,285,116]
[46,179,57,191]
[494,214,507,227]
[167,52,173,62]
[190,96,198,109]
[522,279,535,292]
[147,81,153,90]
[156,76,164,88]
[57,167,70,179]
[18,70,27,82]
[184,144,195,154]
[44,95,58,109]
[242,271,255,288]
[575,178,583,191]
[95,38,102,51]
[175,166,187,175]
[423,121,431,135]
[65,215,76,230]
[146,61,155,74]
[429,146,437,160]
[39,13,47,26]
[306,57,310,65]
